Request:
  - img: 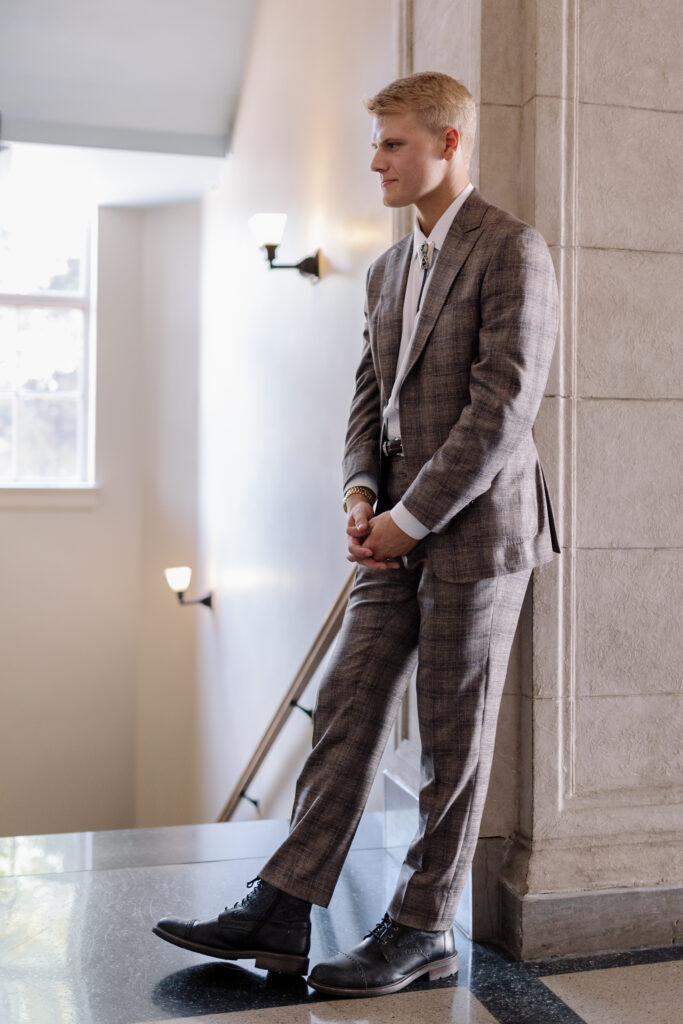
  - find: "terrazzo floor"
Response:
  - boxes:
[1,817,680,1024]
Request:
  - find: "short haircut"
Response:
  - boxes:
[365,72,476,166]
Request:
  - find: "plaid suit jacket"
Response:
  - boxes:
[342,188,561,582]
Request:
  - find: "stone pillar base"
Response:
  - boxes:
[499,879,683,960]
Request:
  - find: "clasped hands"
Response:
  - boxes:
[346,498,417,570]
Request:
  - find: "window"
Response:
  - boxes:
[0,202,93,485]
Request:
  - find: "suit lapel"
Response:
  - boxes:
[398,189,488,386]
[377,234,412,395]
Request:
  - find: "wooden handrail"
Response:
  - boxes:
[217,570,356,822]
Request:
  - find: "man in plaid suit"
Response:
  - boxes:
[155,71,560,998]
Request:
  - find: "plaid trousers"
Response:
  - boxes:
[260,460,532,931]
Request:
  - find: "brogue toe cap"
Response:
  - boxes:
[155,916,196,940]
[309,952,366,989]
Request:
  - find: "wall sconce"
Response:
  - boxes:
[248,213,321,280]
[164,566,213,609]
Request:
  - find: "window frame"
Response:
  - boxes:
[0,222,95,491]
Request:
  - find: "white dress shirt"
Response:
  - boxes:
[348,182,474,540]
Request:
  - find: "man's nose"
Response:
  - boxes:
[370,150,386,173]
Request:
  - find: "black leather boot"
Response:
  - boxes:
[153,877,311,974]
[307,913,458,996]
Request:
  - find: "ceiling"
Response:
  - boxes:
[0,0,258,155]
[0,0,258,205]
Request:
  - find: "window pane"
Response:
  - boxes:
[0,399,11,479]
[17,398,79,480]
[0,215,86,295]
[0,307,17,390]
[15,308,84,394]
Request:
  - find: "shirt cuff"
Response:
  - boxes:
[390,501,430,541]
[344,473,378,499]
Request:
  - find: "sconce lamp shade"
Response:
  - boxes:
[248,212,287,248]
[165,566,192,593]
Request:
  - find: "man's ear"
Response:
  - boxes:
[443,126,460,160]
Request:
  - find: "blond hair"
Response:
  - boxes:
[365,72,476,166]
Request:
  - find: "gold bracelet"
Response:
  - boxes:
[343,485,376,513]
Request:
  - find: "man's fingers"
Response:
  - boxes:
[346,553,401,570]
[348,540,373,559]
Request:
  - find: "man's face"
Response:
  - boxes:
[370,110,446,209]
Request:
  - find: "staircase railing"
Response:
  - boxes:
[217,570,355,822]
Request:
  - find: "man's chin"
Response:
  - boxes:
[382,194,411,209]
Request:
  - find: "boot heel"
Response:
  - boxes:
[254,953,309,975]
[429,954,458,981]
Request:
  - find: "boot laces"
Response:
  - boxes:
[226,876,262,911]
[365,913,396,941]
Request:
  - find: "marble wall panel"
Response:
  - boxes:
[533,0,575,100]
[575,694,683,796]
[481,0,525,105]
[534,395,571,553]
[480,98,570,250]
[528,694,683,844]
[412,0,481,183]
[544,248,563,397]
[413,0,481,99]
[482,0,573,105]
[523,836,683,892]
[578,104,683,252]
[577,548,683,700]
[576,399,683,548]
[531,551,571,701]
[528,688,679,847]
[576,548,683,697]
[482,692,520,836]
[518,691,534,836]
[577,248,683,399]
[479,103,524,219]
[528,694,565,833]
[580,0,683,111]
[529,97,572,248]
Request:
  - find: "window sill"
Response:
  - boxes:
[0,484,100,509]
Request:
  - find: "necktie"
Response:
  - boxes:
[416,241,435,312]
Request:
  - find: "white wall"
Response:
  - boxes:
[196,0,395,822]
[135,201,202,827]
[0,208,144,836]
[0,201,202,837]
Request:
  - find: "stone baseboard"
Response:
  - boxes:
[500,879,683,960]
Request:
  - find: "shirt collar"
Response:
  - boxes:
[413,181,474,258]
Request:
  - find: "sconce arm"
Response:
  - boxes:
[176,591,213,609]
[262,246,320,280]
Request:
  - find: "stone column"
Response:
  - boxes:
[481,0,683,957]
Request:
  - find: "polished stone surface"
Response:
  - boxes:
[542,960,683,1024]
[1,818,682,1023]
[143,987,500,1022]
[0,845,401,1024]
[0,814,385,878]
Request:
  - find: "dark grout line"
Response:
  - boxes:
[527,943,683,976]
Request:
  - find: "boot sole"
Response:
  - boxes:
[307,951,458,997]
[152,926,309,975]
